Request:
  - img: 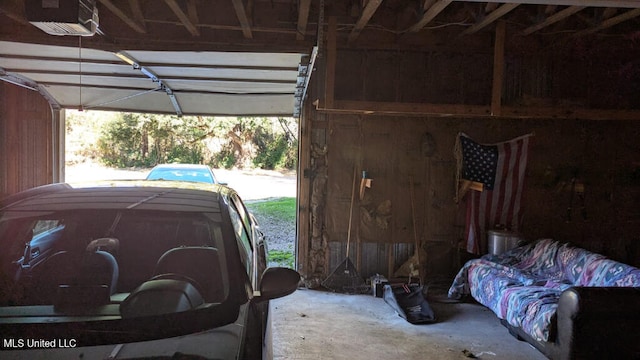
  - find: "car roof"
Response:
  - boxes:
[150,164,211,170]
[1,181,230,214]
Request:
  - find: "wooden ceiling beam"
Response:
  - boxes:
[485,3,498,12]
[296,0,311,40]
[602,7,618,18]
[98,0,146,33]
[231,0,253,39]
[409,0,453,32]
[572,7,640,36]
[522,5,585,35]
[491,20,505,116]
[320,100,640,121]
[0,0,29,25]
[348,0,383,43]
[460,3,519,35]
[455,0,640,8]
[187,0,199,25]
[128,0,145,26]
[164,0,200,36]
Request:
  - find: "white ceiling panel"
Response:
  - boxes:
[148,66,299,82]
[25,74,154,89]
[165,80,296,94]
[0,58,137,75]
[126,51,303,68]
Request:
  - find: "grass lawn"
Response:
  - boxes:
[246,197,296,223]
[246,197,296,268]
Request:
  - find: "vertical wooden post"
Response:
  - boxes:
[296,104,311,274]
[491,20,505,116]
[325,16,337,109]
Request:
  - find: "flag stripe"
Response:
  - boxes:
[512,136,530,230]
[493,141,508,225]
[500,140,517,226]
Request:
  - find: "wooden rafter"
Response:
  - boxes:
[423,0,436,10]
[98,0,146,33]
[325,16,337,109]
[491,21,505,116]
[187,0,199,25]
[485,3,498,12]
[601,7,618,19]
[0,0,29,25]
[231,0,253,39]
[128,0,145,26]
[348,0,383,43]
[572,7,640,36]
[460,3,519,35]
[522,6,585,35]
[456,0,640,8]
[296,0,311,41]
[164,0,200,36]
[318,100,640,121]
[409,0,453,32]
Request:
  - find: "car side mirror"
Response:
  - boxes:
[256,267,300,302]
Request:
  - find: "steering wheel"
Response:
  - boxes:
[149,273,205,298]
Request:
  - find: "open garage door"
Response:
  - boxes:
[0,41,305,116]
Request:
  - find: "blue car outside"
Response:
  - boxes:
[145,164,218,184]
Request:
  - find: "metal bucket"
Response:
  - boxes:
[487,230,522,255]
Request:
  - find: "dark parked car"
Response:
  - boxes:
[0,181,299,359]
[145,163,221,184]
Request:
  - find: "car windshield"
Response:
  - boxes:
[0,207,233,342]
[146,167,215,184]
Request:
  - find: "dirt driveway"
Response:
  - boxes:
[64,161,297,201]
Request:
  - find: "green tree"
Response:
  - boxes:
[98,113,207,167]
[94,113,297,170]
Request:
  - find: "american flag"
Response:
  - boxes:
[456,133,533,254]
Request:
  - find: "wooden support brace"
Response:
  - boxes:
[491,20,505,116]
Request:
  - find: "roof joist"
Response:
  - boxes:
[348,0,383,43]
[231,0,253,39]
[457,0,640,8]
[97,0,146,33]
[165,0,200,36]
[522,6,586,35]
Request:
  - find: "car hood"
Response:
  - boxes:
[1,319,244,360]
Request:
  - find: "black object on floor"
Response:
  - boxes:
[383,283,436,324]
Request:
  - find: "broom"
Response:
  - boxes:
[322,166,365,293]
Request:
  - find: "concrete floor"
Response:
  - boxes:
[267,288,547,360]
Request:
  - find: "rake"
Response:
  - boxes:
[323,166,365,293]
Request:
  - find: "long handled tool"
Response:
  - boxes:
[323,166,365,293]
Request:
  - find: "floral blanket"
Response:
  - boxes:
[448,239,640,342]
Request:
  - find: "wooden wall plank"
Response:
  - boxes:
[0,82,53,196]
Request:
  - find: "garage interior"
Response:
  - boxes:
[1,0,640,359]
